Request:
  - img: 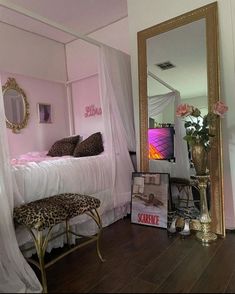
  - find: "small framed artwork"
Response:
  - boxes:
[131,172,170,228]
[38,103,52,123]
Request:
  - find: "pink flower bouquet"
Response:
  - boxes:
[176,101,228,151]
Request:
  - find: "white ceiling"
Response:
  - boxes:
[0,1,207,101]
[0,0,128,43]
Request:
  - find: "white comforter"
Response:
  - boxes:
[12,153,112,206]
[12,152,129,252]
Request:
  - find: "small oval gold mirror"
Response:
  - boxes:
[2,78,29,133]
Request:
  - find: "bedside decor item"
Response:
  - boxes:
[177,101,228,243]
[131,172,170,229]
[2,77,30,133]
[191,139,208,176]
[191,175,217,244]
[176,101,228,175]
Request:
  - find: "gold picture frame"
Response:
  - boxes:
[137,2,224,236]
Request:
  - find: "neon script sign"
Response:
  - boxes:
[84,104,102,117]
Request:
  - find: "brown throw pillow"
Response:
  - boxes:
[47,135,80,157]
[73,132,104,157]
[59,135,80,144]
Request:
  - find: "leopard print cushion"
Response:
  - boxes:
[47,135,80,157]
[13,197,68,231]
[73,132,104,157]
[13,193,101,231]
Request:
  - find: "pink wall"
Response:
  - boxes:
[0,17,129,157]
[66,17,129,139]
[72,75,104,138]
[1,72,69,157]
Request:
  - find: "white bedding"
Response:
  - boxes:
[12,152,112,205]
[11,152,130,254]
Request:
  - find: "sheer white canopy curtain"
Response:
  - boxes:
[99,45,135,210]
[0,77,42,293]
[148,91,190,179]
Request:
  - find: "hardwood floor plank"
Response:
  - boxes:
[87,260,144,293]
[190,234,235,293]
[139,235,196,285]
[225,268,235,293]
[156,237,223,293]
[118,278,157,293]
[36,218,235,293]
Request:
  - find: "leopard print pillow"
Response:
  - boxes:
[47,135,80,157]
[60,135,80,144]
[73,132,104,157]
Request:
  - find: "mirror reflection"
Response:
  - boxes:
[138,3,224,236]
[4,89,25,124]
[2,77,29,133]
[146,19,207,222]
[147,19,207,174]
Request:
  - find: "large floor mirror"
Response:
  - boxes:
[138,2,225,236]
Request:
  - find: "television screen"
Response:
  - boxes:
[148,127,175,160]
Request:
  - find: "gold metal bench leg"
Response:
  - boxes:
[65,219,71,247]
[28,227,53,293]
[37,230,47,293]
[85,208,105,262]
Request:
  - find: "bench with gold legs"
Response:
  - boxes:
[13,193,104,293]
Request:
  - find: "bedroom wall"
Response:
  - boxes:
[127,0,235,228]
[0,22,69,157]
[71,74,103,139]
[66,17,129,138]
[1,72,68,157]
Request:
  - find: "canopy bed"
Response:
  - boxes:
[6,45,135,257]
[0,1,135,292]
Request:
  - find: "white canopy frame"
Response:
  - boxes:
[0,0,118,137]
[148,70,176,92]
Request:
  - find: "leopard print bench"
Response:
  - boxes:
[14,193,104,293]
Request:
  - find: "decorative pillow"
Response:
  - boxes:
[59,135,80,144]
[73,132,104,157]
[47,135,80,157]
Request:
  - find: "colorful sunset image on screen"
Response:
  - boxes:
[148,128,174,160]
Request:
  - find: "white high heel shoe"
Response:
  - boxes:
[179,218,191,236]
[167,216,178,234]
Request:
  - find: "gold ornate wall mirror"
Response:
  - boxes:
[2,77,30,133]
[138,2,225,236]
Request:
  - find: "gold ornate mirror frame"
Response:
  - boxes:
[2,77,30,133]
[138,2,225,236]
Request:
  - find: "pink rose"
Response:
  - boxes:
[213,101,228,117]
[176,104,193,117]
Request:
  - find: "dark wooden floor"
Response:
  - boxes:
[38,217,235,293]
